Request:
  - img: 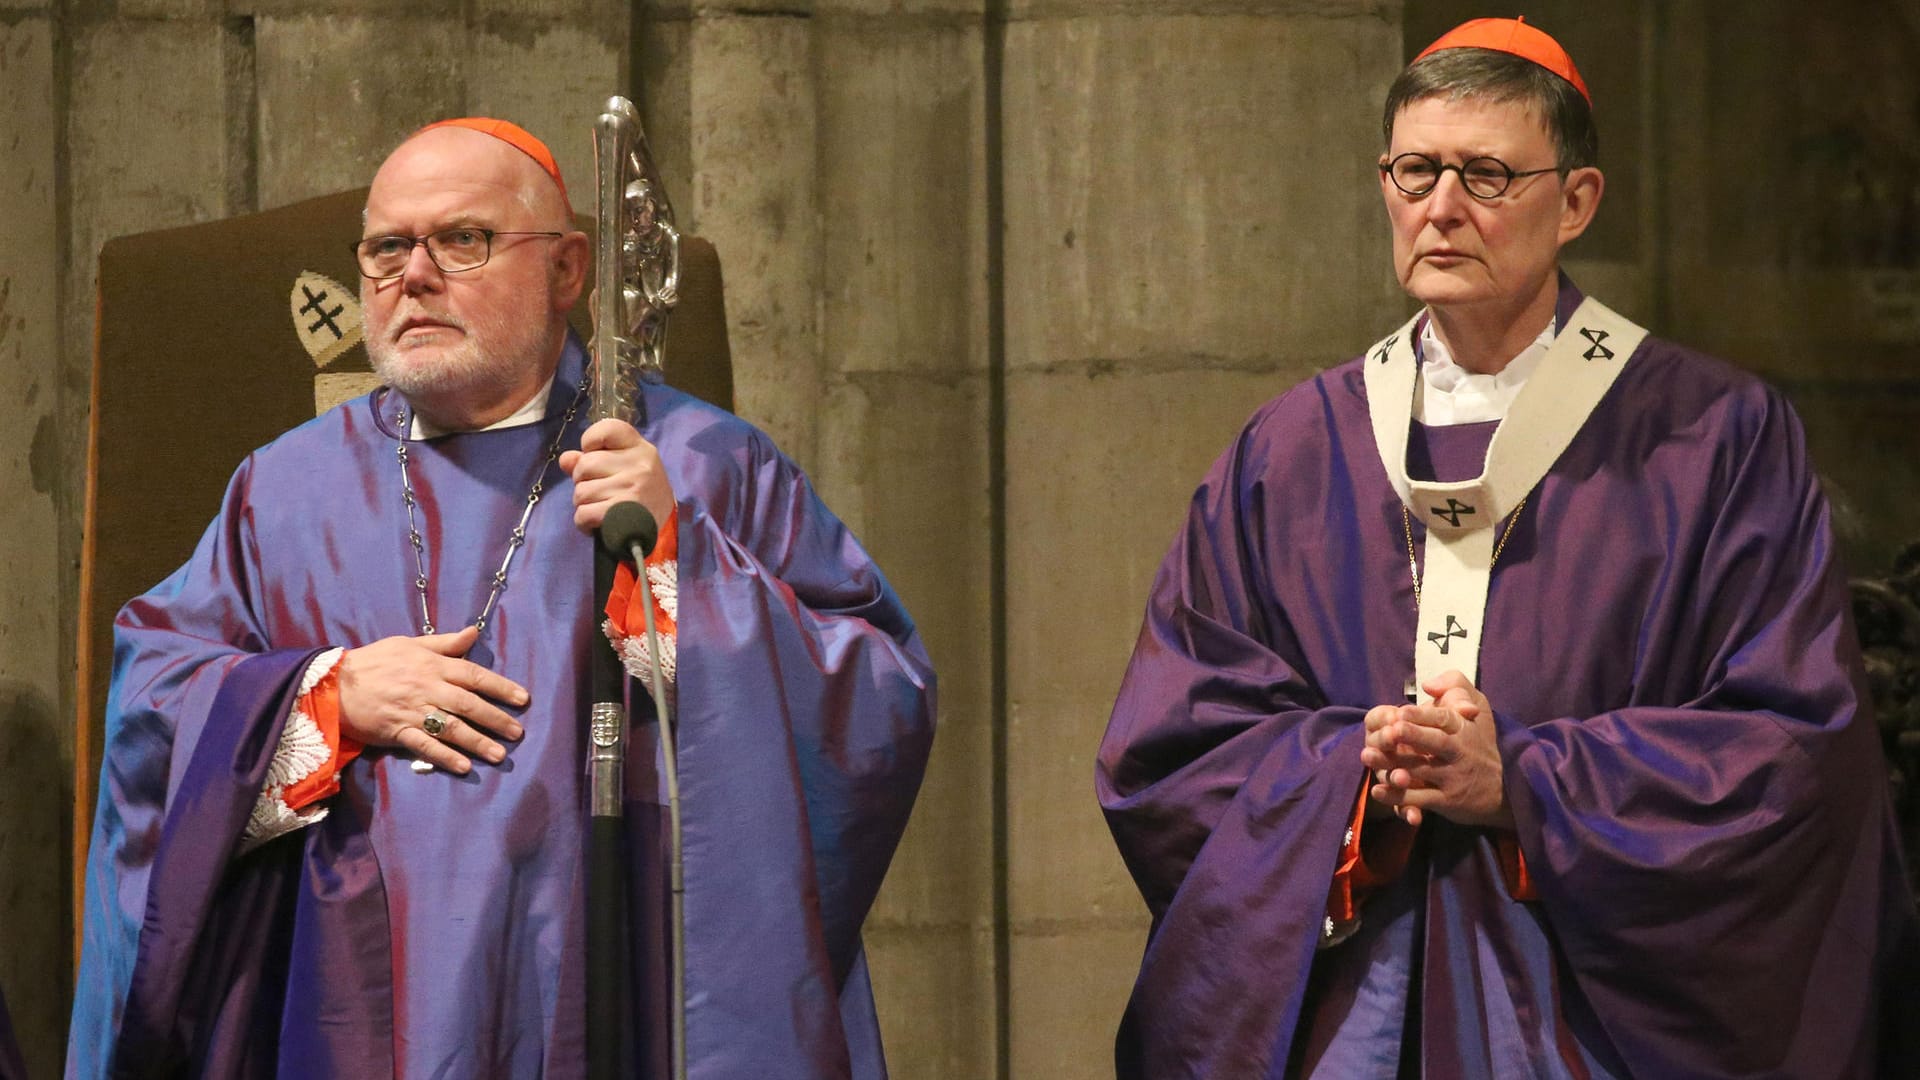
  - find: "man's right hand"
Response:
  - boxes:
[337,625,529,774]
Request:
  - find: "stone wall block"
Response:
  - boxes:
[255,15,467,210]
[1004,366,1320,921]
[1007,923,1147,1080]
[1007,0,1397,18]
[861,923,997,1080]
[472,0,625,22]
[1001,14,1403,372]
[685,15,820,466]
[1000,368,1289,1070]
[468,23,624,201]
[1656,1,1713,281]
[635,18,695,238]
[640,0,818,18]
[115,0,225,18]
[65,20,237,564]
[68,20,234,312]
[1793,390,1920,572]
[817,375,993,929]
[237,0,463,14]
[817,20,988,376]
[1,18,67,1075]
[813,0,987,19]
[814,373,994,1078]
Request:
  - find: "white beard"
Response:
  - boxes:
[366,291,560,421]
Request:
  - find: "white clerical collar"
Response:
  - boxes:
[1415,315,1556,426]
[408,382,552,439]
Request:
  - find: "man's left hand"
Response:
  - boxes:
[559,418,675,534]
[1360,670,1514,830]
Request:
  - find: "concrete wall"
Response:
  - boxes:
[638,1,1402,1073]
[0,6,68,1074]
[636,3,998,1073]
[1655,0,1920,575]
[996,5,1402,1073]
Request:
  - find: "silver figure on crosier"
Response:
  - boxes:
[590,95,680,427]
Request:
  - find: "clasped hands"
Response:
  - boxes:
[336,419,675,772]
[1360,670,1513,830]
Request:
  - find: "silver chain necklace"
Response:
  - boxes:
[394,380,588,635]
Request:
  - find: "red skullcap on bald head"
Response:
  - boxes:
[416,117,571,213]
[1415,16,1591,105]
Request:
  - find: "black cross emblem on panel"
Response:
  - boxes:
[1579,326,1614,362]
[1373,334,1398,365]
[1427,615,1468,654]
[1431,498,1477,527]
[300,284,346,340]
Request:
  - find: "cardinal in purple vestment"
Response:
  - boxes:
[1097,19,1919,1078]
[69,119,934,1078]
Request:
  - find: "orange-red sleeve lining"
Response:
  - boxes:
[282,665,364,812]
[1326,772,1418,923]
[1496,833,1537,901]
[605,508,679,639]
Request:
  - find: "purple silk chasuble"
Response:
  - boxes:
[1097,280,1920,1078]
[69,334,936,1079]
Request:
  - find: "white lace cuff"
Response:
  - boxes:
[238,647,344,855]
[604,557,679,703]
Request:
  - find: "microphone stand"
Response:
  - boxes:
[627,534,681,1080]
[589,506,677,1080]
[587,543,631,1079]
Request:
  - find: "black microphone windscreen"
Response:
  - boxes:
[599,501,659,559]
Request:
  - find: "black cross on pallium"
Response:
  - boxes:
[1373,334,1398,365]
[1427,614,1468,654]
[1431,498,1476,527]
[1579,326,1614,362]
[300,284,346,340]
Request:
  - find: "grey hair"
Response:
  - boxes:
[1382,47,1597,173]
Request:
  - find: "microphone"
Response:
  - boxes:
[598,501,658,561]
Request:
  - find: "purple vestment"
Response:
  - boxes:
[1097,280,1920,1077]
[69,335,936,1078]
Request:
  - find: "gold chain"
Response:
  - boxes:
[1402,496,1526,608]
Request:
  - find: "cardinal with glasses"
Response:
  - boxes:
[69,117,935,1077]
[1097,18,1919,1078]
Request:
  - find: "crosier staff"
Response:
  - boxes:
[585,94,684,1080]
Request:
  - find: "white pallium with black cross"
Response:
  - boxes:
[1365,297,1647,694]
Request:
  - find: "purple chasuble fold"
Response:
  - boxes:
[69,334,935,1079]
[1097,277,1920,1078]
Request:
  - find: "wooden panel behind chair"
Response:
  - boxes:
[73,187,733,961]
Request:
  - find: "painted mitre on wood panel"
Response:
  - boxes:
[288,270,375,415]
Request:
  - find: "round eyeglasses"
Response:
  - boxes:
[351,227,564,279]
[1380,152,1560,200]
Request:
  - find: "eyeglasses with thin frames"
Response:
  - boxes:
[1379,152,1560,200]
[351,227,564,280]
